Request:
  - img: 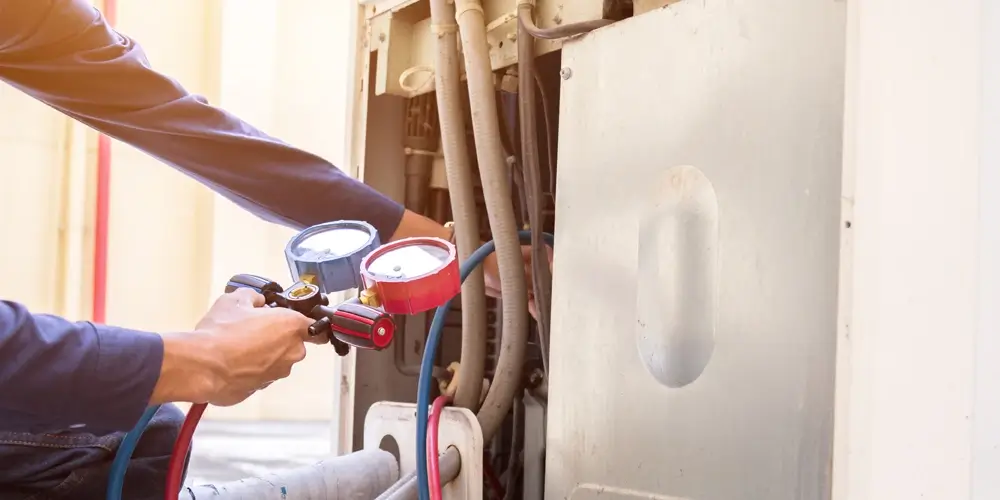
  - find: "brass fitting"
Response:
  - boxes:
[359,287,381,308]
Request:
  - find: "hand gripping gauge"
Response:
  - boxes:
[224,221,390,356]
[224,273,393,357]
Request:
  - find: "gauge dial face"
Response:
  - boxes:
[293,227,372,261]
[366,243,451,280]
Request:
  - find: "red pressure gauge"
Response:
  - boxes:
[359,237,461,315]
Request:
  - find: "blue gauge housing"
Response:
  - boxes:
[284,220,381,294]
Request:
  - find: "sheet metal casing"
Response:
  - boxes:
[547,2,846,499]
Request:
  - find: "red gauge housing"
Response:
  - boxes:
[360,237,461,315]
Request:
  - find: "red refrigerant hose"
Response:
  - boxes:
[426,395,450,500]
[165,403,207,498]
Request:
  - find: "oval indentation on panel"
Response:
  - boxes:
[636,165,718,388]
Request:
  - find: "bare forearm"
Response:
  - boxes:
[389,210,452,242]
[149,333,223,406]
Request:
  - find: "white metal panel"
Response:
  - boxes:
[547,2,845,498]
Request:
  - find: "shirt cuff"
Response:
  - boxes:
[78,323,164,431]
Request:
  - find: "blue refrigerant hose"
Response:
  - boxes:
[106,404,161,500]
[416,231,553,500]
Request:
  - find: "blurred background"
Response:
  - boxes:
[0,0,357,483]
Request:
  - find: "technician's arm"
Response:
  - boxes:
[0,0,408,237]
[0,301,163,432]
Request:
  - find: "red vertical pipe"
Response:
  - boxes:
[93,0,116,324]
[93,137,110,323]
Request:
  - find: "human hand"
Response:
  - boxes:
[482,244,554,318]
[153,288,319,407]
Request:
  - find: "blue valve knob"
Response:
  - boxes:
[284,220,381,294]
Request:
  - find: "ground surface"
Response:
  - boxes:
[184,420,332,486]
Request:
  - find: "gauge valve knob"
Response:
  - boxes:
[309,298,395,350]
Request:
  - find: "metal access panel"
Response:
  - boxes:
[546,2,846,499]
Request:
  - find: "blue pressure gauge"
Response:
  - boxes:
[284,220,381,294]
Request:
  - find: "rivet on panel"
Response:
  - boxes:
[560,67,573,80]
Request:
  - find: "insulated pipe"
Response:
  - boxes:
[375,449,461,500]
[517,3,554,372]
[455,0,530,440]
[93,0,117,324]
[429,0,489,410]
[180,450,398,499]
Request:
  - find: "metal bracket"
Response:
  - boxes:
[364,401,484,499]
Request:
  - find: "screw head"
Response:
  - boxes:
[377,326,386,336]
[560,67,573,80]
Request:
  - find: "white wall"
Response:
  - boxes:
[0,0,355,422]
[0,84,75,314]
[834,0,1000,498]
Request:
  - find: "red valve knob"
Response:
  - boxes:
[308,298,394,350]
[359,237,461,315]
[330,299,394,349]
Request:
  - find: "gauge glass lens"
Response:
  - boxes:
[367,244,450,279]
[295,228,371,260]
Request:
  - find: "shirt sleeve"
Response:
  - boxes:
[0,0,405,237]
[0,300,164,432]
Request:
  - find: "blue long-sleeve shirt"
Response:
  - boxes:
[0,0,405,432]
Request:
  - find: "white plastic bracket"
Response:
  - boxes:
[364,401,483,499]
